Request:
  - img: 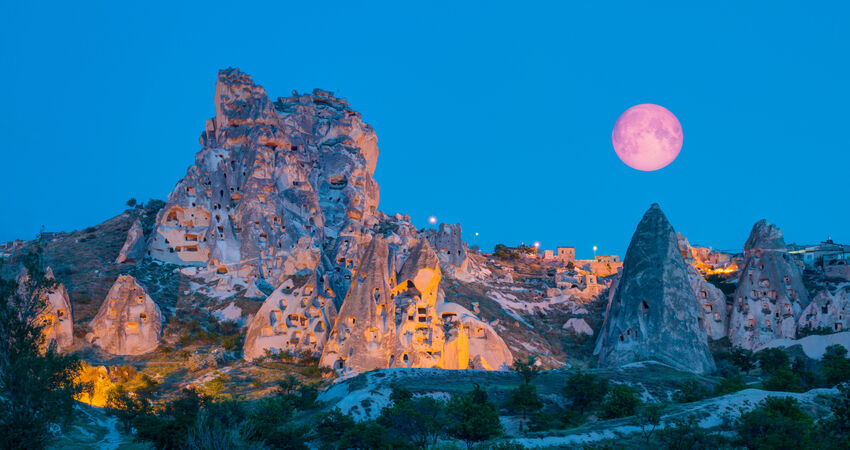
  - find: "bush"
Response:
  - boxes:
[507,383,543,421]
[563,370,609,414]
[378,386,449,448]
[658,415,728,450]
[798,325,835,338]
[762,368,804,393]
[673,380,711,403]
[729,347,756,374]
[447,384,503,448]
[714,374,748,396]
[599,384,642,419]
[821,345,850,386]
[756,348,790,374]
[735,396,814,449]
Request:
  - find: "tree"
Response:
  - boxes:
[735,396,814,449]
[447,384,503,449]
[563,370,609,414]
[315,408,355,447]
[658,415,728,450]
[756,348,790,374]
[637,403,664,444]
[378,387,449,449]
[126,198,138,208]
[730,347,756,374]
[507,383,543,422]
[714,374,747,396]
[599,384,642,419]
[0,249,85,449]
[817,383,850,449]
[762,368,804,393]
[672,380,710,403]
[821,345,850,386]
[512,356,540,385]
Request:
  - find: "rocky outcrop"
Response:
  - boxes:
[595,204,715,374]
[89,275,162,355]
[116,219,145,263]
[320,236,394,372]
[424,223,469,276]
[563,318,593,336]
[678,234,730,340]
[17,267,74,351]
[798,289,850,334]
[242,270,336,360]
[319,236,512,373]
[728,220,810,350]
[148,69,381,295]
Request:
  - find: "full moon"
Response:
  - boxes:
[612,104,683,171]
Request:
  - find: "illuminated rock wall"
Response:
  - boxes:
[89,274,162,355]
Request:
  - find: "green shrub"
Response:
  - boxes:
[673,380,711,403]
[735,396,814,449]
[563,370,609,414]
[599,384,642,419]
[714,374,747,396]
[756,348,790,374]
[822,345,850,386]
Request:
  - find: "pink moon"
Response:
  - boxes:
[612,104,683,171]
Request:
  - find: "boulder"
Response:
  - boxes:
[116,218,145,263]
[595,204,715,374]
[728,220,810,349]
[563,318,593,336]
[89,275,162,355]
[423,223,469,275]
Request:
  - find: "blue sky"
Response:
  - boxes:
[1,1,847,258]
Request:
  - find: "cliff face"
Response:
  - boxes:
[728,220,810,350]
[17,267,74,352]
[678,234,730,341]
[148,69,381,296]
[595,204,715,374]
[89,274,162,355]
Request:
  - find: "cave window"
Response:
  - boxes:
[697,318,705,330]
[822,305,829,314]
[619,334,624,342]
[836,323,843,331]
[418,307,427,315]
[140,312,148,322]
[700,290,707,298]
[640,301,649,314]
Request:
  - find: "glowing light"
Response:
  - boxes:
[428,216,437,224]
[593,246,598,252]
[533,242,540,248]
[475,232,479,236]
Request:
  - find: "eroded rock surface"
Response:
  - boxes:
[798,289,849,334]
[89,274,162,355]
[116,218,145,264]
[678,234,730,340]
[243,271,336,360]
[16,267,74,351]
[595,204,715,374]
[728,220,810,349]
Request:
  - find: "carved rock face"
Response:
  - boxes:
[18,267,74,352]
[595,204,715,374]
[148,69,381,292]
[320,236,394,372]
[242,271,336,360]
[318,237,513,373]
[90,275,162,355]
[678,234,730,341]
[424,223,469,274]
[729,220,810,350]
[116,218,145,264]
[798,289,850,334]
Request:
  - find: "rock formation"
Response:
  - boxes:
[116,218,146,263]
[595,204,715,374]
[319,236,512,373]
[798,289,849,334]
[148,68,381,295]
[16,267,74,351]
[424,223,469,276]
[728,220,810,350]
[243,270,337,360]
[563,318,593,336]
[320,236,394,371]
[678,234,730,340]
[89,275,162,355]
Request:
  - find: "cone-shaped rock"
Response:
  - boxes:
[595,204,715,374]
[729,220,809,349]
[320,236,394,372]
[116,218,145,264]
[90,275,163,355]
[243,270,336,360]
